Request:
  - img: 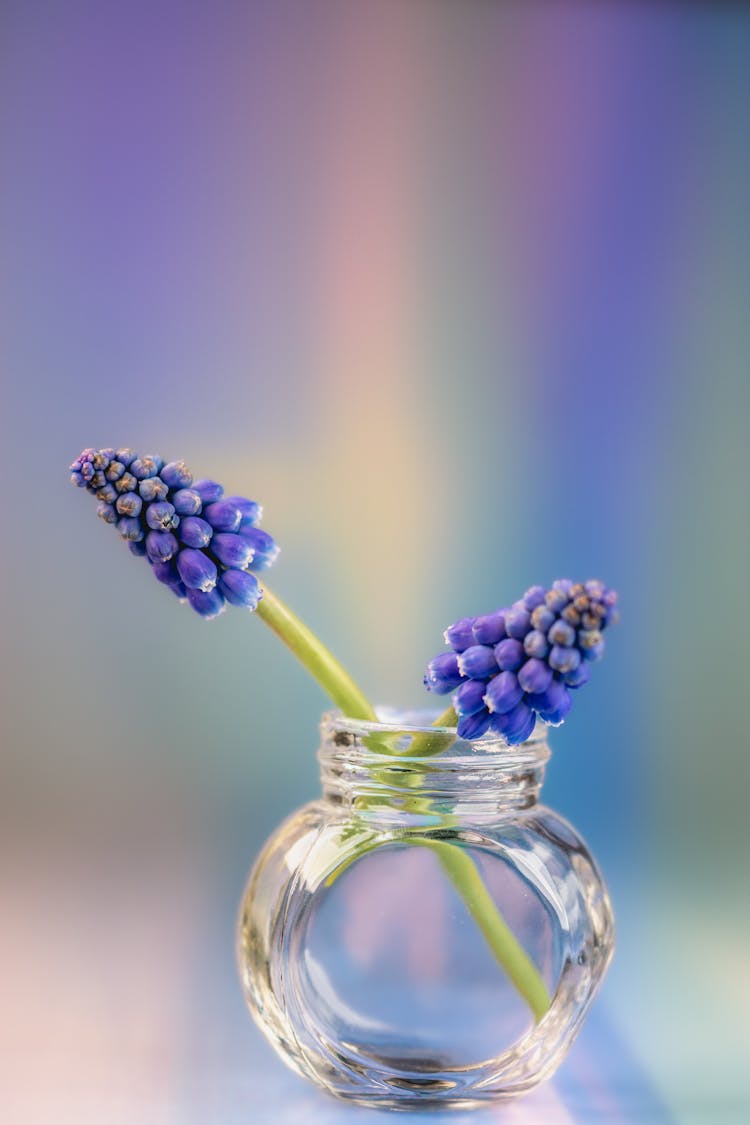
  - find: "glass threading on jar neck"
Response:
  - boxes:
[318,711,551,824]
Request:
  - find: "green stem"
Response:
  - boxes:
[421,840,551,1021]
[254,582,550,1022]
[256,584,376,721]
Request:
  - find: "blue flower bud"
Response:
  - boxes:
[179,516,213,549]
[490,700,536,745]
[211,532,254,569]
[145,530,179,562]
[130,456,162,480]
[523,629,549,659]
[70,472,86,487]
[239,526,279,570]
[219,569,261,609]
[204,501,242,533]
[176,547,218,591]
[578,628,603,650]
[128,540,147,557]
[548,645,581,674]
[472,611,506,646]
[227,497,262,527]
[457,644,498,681]
[444,617,476,653]
[161,461,193,489]
[90,470,106,489]
[172,488,203,516]
[117,517,144,542]
[116,493,143,518]
[97,502,117,524]
[192,479,224,504]
[424,652,463,694]
[530,605,555,632]
[146,501,179,531]
[531,684,572,726]
[583,638,606,662]
[518,657,553,695]
[525,679,569,716]
[457,710,492,740]
[96,483,118,504]
[494,638,525,671]
[522,585,546,610]
[115,448,136,467]
[114,472,137,494]
[139,477,169,503]
[545,588,569,613]
[152,559,181,588]
[552,578,574,595]
[504,606,531,639]
[186,587,226,619]
[484,670,523,715]
[548,619,576,647]
[454,678,488,717]
[564,662,591,688]
[561,604,582,626]
[105,461,125,482]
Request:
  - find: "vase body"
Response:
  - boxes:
[237,711,614,1110]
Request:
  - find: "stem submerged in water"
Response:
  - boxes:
[254,581,550,1021]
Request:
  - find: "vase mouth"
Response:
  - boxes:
[321,707,551,765]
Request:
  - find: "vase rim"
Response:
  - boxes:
[321,707,551,763]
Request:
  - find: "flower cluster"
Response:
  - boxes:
[424,579,619,744]
[70,447,278,619]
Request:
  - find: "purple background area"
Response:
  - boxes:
[1,3,748,1121]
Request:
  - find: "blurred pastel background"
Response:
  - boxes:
[1,2,748,1122]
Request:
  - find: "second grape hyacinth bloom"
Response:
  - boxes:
[70,447,279,619]
[424,579,619,744]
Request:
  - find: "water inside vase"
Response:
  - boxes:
[293,838,562,1069]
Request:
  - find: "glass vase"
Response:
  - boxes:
[237,710,614,1110]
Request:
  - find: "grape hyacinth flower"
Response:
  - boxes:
[70,447,278,619]
[424,579,619,744]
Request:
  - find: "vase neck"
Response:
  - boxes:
[318,711,550,824]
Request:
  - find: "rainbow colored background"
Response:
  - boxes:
[2,3,748,1122]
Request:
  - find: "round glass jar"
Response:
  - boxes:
[237,711,614,1110]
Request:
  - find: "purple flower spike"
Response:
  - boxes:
[70,447,277,618]
[424,577,618,742]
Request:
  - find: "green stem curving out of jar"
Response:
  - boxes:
[256,581,551,1022]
